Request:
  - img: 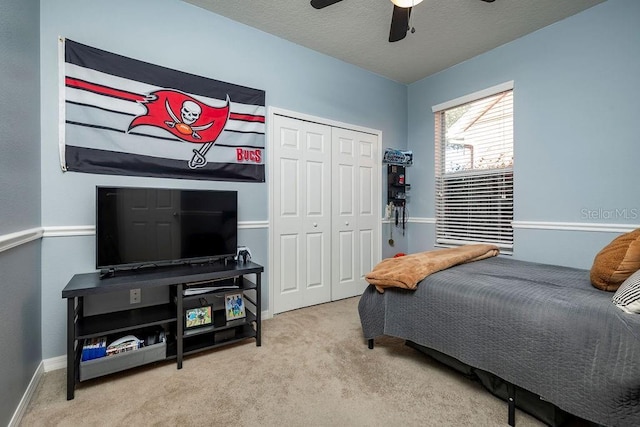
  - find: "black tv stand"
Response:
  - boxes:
[98,263,162,279]
[98,269,115,279]
[185,257,233,267]
[62,261,263,400]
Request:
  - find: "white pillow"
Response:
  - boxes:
[612,269,640,314]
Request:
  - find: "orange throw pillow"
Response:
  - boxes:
[590,228,640,291]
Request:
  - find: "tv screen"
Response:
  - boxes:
[96,187,238,271]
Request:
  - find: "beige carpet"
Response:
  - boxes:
[21,297,550,426]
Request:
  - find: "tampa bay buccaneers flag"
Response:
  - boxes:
[59,38,265,182]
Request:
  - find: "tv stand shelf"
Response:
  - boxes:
[62,261,263,400]
[181,310,256,337]
[76,303,176,339]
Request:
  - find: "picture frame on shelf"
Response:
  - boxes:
[225,292,246,321]
[185,305,212,329]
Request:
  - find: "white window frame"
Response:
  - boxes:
[432,81,514,253]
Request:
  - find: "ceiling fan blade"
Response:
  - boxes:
[389,5,411,43]
[310,0,343,9]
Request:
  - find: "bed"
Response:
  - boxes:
[358,255,640,427]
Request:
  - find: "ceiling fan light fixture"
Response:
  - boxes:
[390,0,424,8]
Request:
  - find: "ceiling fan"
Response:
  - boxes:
[310,0,496,43]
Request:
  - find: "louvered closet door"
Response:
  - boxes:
[331,127,378,300]
[272,115,332,314]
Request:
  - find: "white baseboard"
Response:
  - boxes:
[8,361,44,427]
[43,355,67,372]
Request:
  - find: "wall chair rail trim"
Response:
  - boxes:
[239,220,269,229]
[3,220,635,253]
[43,225,95,237]
[0,227,44,253]
[512,221,639,233]
[1,221,270,253]
[405,218,638,233]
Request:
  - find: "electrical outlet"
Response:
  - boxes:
[130,288,141,304]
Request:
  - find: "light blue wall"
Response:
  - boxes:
[39,0,407,358]
[0,0,41,235]
[36,0,638,363]
[40,0,406,227]
[407,0,640,267]
[0,0,41,424]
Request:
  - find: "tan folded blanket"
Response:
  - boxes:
[365,244,500,293]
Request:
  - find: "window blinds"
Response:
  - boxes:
[434,87,514,252]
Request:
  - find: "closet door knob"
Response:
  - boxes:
[345,221,349,226]
[313,222,318,227]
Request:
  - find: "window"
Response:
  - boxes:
[433,82,514,253]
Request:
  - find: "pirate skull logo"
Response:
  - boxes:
[180,101,201,125]
[164,98,213,140]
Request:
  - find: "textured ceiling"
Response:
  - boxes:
[182,0,605,84]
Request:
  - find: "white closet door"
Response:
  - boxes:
[272,115,332,314]
[331,127,378,300]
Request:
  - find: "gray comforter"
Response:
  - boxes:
[358,256,640,427]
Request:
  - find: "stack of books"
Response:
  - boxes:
[81,337,107,361]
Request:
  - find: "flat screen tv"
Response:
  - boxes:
[96,186,237,273]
